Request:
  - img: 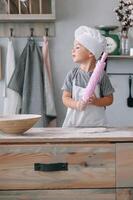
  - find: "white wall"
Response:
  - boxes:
[0,0,133,127]
[52,0,133,126]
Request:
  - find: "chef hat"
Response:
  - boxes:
[75,26,106,60]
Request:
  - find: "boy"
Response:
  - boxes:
[62,26,114,127]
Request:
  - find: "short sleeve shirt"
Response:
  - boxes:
[62,67,114,97]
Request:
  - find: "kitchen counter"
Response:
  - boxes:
[0,127,133,143]
[0,127,133,200]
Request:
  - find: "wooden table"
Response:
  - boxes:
[0,127,133,200]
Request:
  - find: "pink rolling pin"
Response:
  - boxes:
[82,52,108,102]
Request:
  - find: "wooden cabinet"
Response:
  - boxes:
[116,189,133,200]
[116,143,133,200]
[0,143,115,189]
[0,0,55,21]
[116,143,133,187]
[0,127,133,199]
[0,190,116,200]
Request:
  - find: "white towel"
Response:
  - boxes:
[42,36,57,126]
[3,39,21,114]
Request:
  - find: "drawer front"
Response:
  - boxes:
[116,188,133,200]
[0,189,115,200]
[0,143,115,189]
[116,143,133,187]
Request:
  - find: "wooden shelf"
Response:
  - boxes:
[108,55,133,59]
[0,0,55,22]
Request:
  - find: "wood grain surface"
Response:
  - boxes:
[117,188,133,200]
[0,189,115,200]
[116,143,133,187]
[1,127,133,144]
[0,143,115,189]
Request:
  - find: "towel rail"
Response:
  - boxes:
[0,23,55,38]
[7,27,50,38]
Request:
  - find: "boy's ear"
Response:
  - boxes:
[89,53,95,59]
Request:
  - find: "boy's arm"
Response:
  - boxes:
[88,94,113,107]
[62,91,76,109]
[62,91,86,111]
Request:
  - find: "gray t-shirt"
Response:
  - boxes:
[62,67,114,97]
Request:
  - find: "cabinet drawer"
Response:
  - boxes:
[0,189,116,200]
[0,143,115,189]
[116,143,133,187]
[116,188,133,200]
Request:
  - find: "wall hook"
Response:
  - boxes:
[10,28,14,37]
[45,28,49,37]
[30,28,34,38]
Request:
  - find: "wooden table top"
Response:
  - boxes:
[1,127,133,144]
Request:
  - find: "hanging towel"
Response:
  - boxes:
[3,38,21,114]
[42,36,57,126]
[8,39,51,127]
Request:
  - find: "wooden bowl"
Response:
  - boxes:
[0,114,41,134]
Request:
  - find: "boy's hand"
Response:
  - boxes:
[87,94,98,106]
[76,100,87,111]
[76,94,98,111]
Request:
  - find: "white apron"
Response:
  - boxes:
[62,80,107,127]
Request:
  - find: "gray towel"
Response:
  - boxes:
[8,39,51,127]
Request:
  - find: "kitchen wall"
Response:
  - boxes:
[0,0,133,127]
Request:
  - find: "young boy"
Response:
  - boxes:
[62,26,114,127]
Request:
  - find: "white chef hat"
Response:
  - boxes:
[75,26,106,60]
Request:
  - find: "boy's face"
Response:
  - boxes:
[72,41,94,63]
